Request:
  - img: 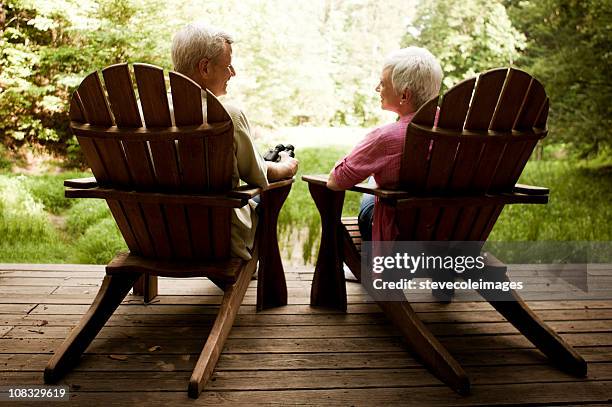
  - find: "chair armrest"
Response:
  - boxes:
[302,174,550,206]
[263,177,295,191]
[64,177,97,188]
[228,178,294,200]
[64,177,293,201]
[513,183,549,195]
[396,192,548,209]
[301,174,412,199]
[227,184,262,199]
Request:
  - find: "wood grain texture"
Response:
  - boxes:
[464,68,507,130]
[76,71,113,126]
[133,64,180,189]
[490,68,532,131]
[101,63,142,127]
[169,71,208,191]
[186,205,212,259]
[436,77,476,129]
[412,96,439,126]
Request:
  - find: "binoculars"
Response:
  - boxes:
[263,144,295,162]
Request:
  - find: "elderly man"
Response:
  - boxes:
[171,22,298,260]
[327,47,443,243]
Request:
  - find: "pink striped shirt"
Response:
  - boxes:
[332,113,416,241]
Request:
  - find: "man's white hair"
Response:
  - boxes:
[383,47,443,110]
[171,21,233,76]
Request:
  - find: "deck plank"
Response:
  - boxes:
[0,263,611,406]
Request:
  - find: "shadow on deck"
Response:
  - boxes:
[1,263,611,406]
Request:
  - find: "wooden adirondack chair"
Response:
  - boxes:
[43,63,293,398]
[303,68,587,395]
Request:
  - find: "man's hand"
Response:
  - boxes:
[267,151,299,181]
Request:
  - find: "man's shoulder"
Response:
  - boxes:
[220,102,247,121]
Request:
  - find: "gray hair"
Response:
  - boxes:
[171,22,234,76]
[383,47,443,110]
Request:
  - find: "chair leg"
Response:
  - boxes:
[188,256,257,398]
[44,272,141,383]
[132,274,158,303]
[308,183,347,310]
[377,298,470,395]
[474,275,587,377]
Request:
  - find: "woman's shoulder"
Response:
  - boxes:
[369,119,409,142]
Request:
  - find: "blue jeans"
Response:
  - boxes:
[358,193,375,242]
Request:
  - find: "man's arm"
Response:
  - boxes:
[267,151,299,181]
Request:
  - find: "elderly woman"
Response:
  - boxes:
[327,47,443,242]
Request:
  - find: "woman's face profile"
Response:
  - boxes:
[376,68,402,114]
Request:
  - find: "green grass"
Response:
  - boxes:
[22,171,88,214]
[0,171,125,264]
[490,159,612,241]
[0,150,610,265]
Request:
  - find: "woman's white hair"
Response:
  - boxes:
[383,47,443,110]
[171,21,233,77]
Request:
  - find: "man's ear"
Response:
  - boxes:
[197,58,210,78]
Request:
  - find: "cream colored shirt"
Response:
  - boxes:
[223,103,269,260]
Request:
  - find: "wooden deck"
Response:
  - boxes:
[1,263,612,406]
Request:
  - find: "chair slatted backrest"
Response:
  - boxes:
[69,63,235,260]
[396,68,549,241]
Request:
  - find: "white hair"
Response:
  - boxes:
[383,47,443,110]
[171,21,233,76]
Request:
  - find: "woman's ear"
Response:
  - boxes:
[401,89,411,105]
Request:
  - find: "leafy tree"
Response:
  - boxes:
[505,0,612,156]
[0,0,160,164]
[401,0,525,89]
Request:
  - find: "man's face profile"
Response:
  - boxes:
[205,42,235,96]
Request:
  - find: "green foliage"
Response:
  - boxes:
[505,0,612,155]
[0,171,122,264]
[402,0,525,89]
[0,175,54,240]
[0,145,12,170]
[0,174,69,262]
[64,199,112,236]
[0,0,413,163]
[73,217,126,264]
[0,0,162,161]
[21,171,85,214]
[490,159,612,241]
